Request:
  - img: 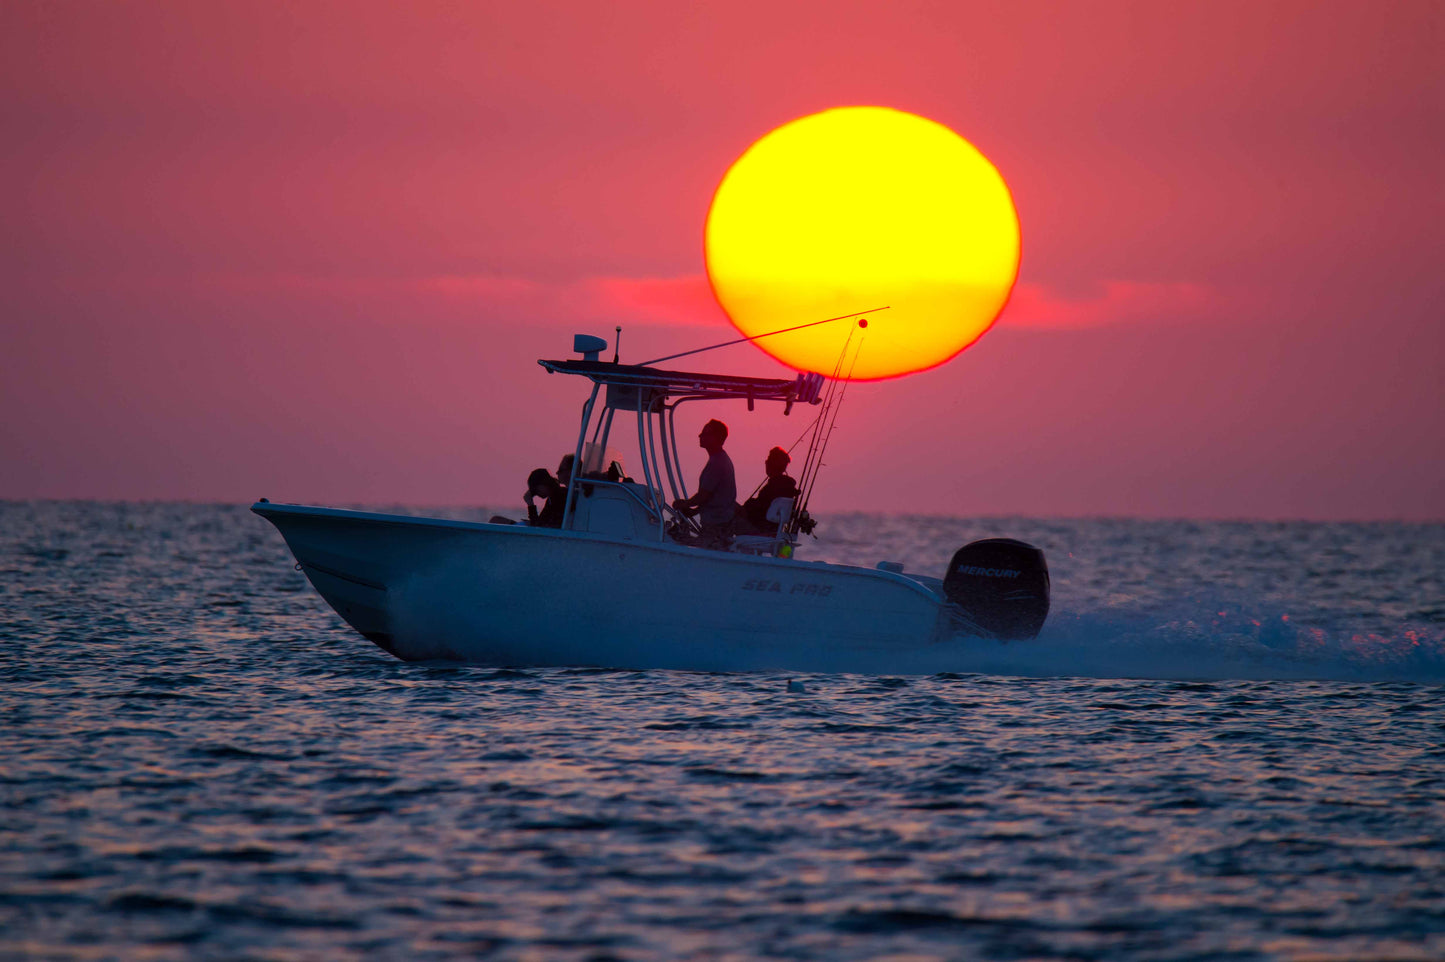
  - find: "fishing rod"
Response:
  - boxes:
[801,330,865,513]
[640,306,888,367]
[794,327,855,504]
[786,321,866,537]
[797,332,861,525]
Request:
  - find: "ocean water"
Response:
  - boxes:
[2,501,1443,960]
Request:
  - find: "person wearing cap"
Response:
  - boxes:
[739,446,799,535]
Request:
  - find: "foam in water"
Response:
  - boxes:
[959,602,1445,683]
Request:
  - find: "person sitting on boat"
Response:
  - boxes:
[671,418,736,548]
[738,446,800,535]
[524,468,566,528]
[556,453,574,487]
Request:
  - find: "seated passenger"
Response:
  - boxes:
[739,446,800,535]
[524,468,566,528]
[556,453,574,487]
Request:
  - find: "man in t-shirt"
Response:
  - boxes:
[671,418,736,548]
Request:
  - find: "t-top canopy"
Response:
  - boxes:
[538,359,825,406]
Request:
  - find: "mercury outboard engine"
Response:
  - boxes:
[942,538,1050,639]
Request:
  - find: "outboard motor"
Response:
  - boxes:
[942,538,1050,639]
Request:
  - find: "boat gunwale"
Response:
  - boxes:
[251,501,944,600]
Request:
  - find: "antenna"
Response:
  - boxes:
[613,326,621,364]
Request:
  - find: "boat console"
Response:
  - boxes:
[567,480,660,542]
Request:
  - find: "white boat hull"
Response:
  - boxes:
[253,503,974,673]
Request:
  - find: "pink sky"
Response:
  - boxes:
[2,1,1441,519]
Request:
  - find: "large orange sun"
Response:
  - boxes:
[704,106,1020,380]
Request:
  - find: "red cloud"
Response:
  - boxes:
[580,275,727,326]
[417,275,541,300]
[1003,280,1213,328]
[415,273,726,327]
[178,271,1213,335]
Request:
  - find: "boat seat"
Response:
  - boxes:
[766,497,794,525]
[731,498,797,556]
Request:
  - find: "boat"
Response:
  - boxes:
[253,331,1050,672]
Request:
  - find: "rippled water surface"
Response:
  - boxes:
[3,502,1443,960]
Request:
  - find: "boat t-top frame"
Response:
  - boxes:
[536,356,827,546]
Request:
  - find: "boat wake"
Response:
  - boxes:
[938,602,1445,684]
